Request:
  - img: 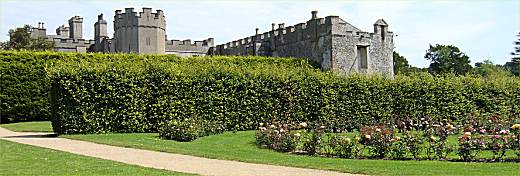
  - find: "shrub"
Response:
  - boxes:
[0,51,55,122]
[389,137,407,159]
[457,132,485,161]
[402,130,423,159]
[256,122,298,152]
[258,115,520,162]
[511,124,520,157]
[330,135,360,158]
[301,125,327,155]
[359,125,394,158]
[159,118,224,142]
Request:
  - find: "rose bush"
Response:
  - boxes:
[257,114,520,162]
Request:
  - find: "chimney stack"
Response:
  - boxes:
[311,11,318,19]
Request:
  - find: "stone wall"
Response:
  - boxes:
[214,11,394,77]
[51,38,94,53]
[165,38,214,56]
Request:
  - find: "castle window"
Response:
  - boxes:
[357,45,368,69]
[146,37,151,46]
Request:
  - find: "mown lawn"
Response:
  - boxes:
[0,139,193,176]
[6,121,519,175]
[1,121,53,132]
[65,131,520,176]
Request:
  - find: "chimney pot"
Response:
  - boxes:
[311,11,318,19]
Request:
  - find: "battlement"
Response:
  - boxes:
[218,12,345,50]
[68,16,83,23]
[55,25,69,38]
[114,7,165,30]
[166,38,214,47]
[52,38,95,45]
[165,38,213,56]
[217,11,395,52]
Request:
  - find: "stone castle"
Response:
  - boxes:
[27,7,394,76]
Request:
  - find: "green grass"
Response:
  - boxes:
[1,121,53,132]
[0,139,193,176]
[64,131,520,176]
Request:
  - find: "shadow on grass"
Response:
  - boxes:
[4,133,58,138]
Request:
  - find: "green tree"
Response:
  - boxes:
[393,51,410,74]
[505,32,520,76]
[425,44,472,75]
[511,32,520,62]
[393,51,427,75]
[3,25,54,50]
[473,59,512,77]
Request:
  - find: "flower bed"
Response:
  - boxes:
[256,115,520,162]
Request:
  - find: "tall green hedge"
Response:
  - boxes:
[0,51,186,123]
[43,52,520,134]
[47,54,317,134]
[2,51,519,132]
[0,51,63,122]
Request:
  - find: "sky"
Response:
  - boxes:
[0,0,518,67]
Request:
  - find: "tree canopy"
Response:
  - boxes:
[504,32,520,76]
[473,60,512,77]
[511,32,520,62]
[393,51,427,75]
[393,51,409,75]
[425,44,472,75]
[2,25,54,51]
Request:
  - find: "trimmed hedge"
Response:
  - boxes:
[2,51,518,133]
[42,52,520,134]
[0,51,185,123]
[0,51,58,122]
[46,52,314,134]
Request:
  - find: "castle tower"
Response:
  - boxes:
[95,14,108,41]
[55,25,69,38]
[94,14,108,52]
[113,7,166,53]
[372,18,394,78]
[68,16,83,39]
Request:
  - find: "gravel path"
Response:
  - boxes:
[0,127,361,176]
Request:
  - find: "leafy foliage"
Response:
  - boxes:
[393,51,426,75]
[257,115,520,162]
[1,51,519,134]
[473,60,513,78]
[0,51,59,122]
[159,118,225,142]
[3,25,54,51]
[511,32,520,62]
[256,122,299,152]
[506,32,520,76]
[393,51,410,75]
[425,44,472,75]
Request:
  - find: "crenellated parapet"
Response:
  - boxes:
[113,7,166,54]
[114,7,165,31]
[166,38,214,47]
[216,15,349,53]
[214,11,395,77]
[165,38,214,56]
[52,38,95,45]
